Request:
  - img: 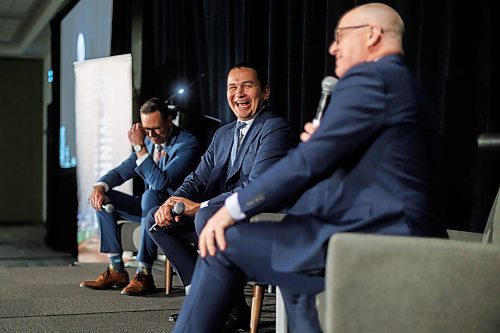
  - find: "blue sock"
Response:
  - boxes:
[137,262,152,275]
[109,255,125,273]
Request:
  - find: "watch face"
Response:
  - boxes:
[134,145,142,152]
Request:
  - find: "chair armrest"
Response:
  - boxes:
[321,233,500,333]
[118,220,166,255]
[447,229,483,242]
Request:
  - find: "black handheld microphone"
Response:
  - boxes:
[312,76,338,128]
[102,203,114,213]
[149,202,186,233]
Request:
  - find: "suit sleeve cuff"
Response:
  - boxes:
[225,193,246,221]
[135,153,150,166]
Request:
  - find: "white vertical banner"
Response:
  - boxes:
[74,54,133,244]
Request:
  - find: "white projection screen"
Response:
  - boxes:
[74,54,133,250]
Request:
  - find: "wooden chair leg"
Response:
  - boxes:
[165,259,173,295]
[250,284,265,333]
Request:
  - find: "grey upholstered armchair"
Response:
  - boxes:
[317,187,500,333]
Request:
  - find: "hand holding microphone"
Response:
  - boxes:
[88,187,114,213]
[312,76,338,128]
[88,200,114,213]
[149,201,186,233]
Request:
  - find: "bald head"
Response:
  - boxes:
[350,3,404,46]
[329,3,405,77]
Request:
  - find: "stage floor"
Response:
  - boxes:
[0,222,276,332]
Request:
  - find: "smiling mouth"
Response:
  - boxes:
[235,101,250,108]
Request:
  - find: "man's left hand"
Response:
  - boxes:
[199,206,236,257]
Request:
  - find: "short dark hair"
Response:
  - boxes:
[140,97,173,121]
[228,61,268,89]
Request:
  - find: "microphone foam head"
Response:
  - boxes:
[104,204,114,213]
[173,201,186,214]
[321,76,338,92]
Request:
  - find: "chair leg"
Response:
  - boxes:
[165,259,173,295]
[250,284,265,333]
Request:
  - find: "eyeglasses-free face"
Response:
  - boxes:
[226,67,270,121]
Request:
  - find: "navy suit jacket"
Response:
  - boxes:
[237,55,447,273]
[98,125,201,195]
[173,107,297,206]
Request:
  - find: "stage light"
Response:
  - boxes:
[165,73,206,105]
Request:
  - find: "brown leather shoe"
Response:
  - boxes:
[80,267,129,290]
[121,272,156,296]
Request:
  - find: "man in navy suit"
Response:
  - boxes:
[80,98,201,296]
[145,63,297,326]
[173,3,448,332]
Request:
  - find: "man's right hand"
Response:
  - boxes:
[300,121,317,142]
[88,185,107,211]
[128,123,146,146]
[154,202,181,228]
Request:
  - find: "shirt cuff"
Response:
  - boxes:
[94,182,109,192]
[200,200,209,208]
[135,153,150,166]
[225,193,246,221]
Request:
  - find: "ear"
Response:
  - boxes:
[367,25,383,47]
[263,85,270,101]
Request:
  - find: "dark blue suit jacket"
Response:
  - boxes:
[237,55,447,273]
[173,107,297,206]
[98,125,201,195]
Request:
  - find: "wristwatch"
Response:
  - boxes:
[133,144,144,152]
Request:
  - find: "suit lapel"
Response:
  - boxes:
[227,109,272,179]
[145,139,154,155]
[155,126,180,168]
[222,124,235,166]
[204,123,235,194]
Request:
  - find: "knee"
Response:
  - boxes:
[96,190,120,217]
[194,207,213,235]
[141,189,167,212]
[95,201,115,221]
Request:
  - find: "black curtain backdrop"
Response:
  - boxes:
[119,0,494,231]
[46,0,80,256]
